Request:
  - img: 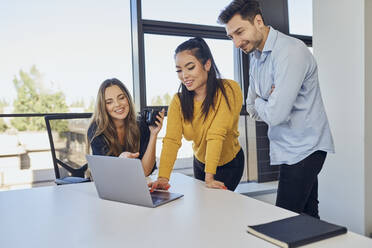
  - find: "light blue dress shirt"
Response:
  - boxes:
[247,27,335,165]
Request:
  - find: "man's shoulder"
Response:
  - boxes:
[271,32,311,63]
[274,31,306,51]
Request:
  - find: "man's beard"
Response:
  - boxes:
[240,39,261,54]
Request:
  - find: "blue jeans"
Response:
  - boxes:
[276,150,327,218]
[193,148,244,191]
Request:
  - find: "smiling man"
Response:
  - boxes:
[218,0,335,218]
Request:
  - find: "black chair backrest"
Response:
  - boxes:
[44,113,92,179]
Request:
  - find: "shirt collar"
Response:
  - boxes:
[253,26,277,59]
[262,26,277,52]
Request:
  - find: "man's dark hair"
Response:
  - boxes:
[218,0,264,24]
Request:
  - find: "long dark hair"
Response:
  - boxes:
[89,78,140,156]
[175,37,230,122]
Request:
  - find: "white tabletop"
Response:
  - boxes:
[0,173,371,248]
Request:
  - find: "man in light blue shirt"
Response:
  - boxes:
[218,0,334,218]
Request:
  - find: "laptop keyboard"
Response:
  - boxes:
[151,190,171,205]
[151,197,164,205]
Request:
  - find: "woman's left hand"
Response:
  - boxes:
[205,179,227,190]
[205,173,227,190]
[149,108,165,135]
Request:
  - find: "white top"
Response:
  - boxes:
[0,173,370,248]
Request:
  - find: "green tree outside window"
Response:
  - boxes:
[11,65,69,131]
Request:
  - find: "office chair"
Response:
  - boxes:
[45,113,92,185]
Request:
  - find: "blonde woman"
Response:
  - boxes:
[88,78,164,176]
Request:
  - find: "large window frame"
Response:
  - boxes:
[130,0,245,113]
[0,0,313,118]
[0,0,313,184]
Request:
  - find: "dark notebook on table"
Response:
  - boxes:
[246,214,347,248]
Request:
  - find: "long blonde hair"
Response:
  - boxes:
[89,78,140,156]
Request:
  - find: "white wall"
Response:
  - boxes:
[314,0,372,235]
[365,0,372,237]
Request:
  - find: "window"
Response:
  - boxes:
[0,0,133,115]
[133,0,239,177]
[0,0,132,190]
[144,34,234,106]
[287,0,313,36]
[142,0,232,26]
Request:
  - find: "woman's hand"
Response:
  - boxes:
[119,151,139,159]
[148,177,170,192]
[205,173,227,190]
[149,108,165,135]
[205,179,227,189]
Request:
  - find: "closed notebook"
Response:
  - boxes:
[246,214,347,248]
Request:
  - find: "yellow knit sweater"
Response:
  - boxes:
[158,79,243,179]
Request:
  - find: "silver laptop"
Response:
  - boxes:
[86,155,183,208]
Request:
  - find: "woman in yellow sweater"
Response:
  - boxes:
[149,37,244,191]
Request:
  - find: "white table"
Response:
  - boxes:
[0,173,371,248]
